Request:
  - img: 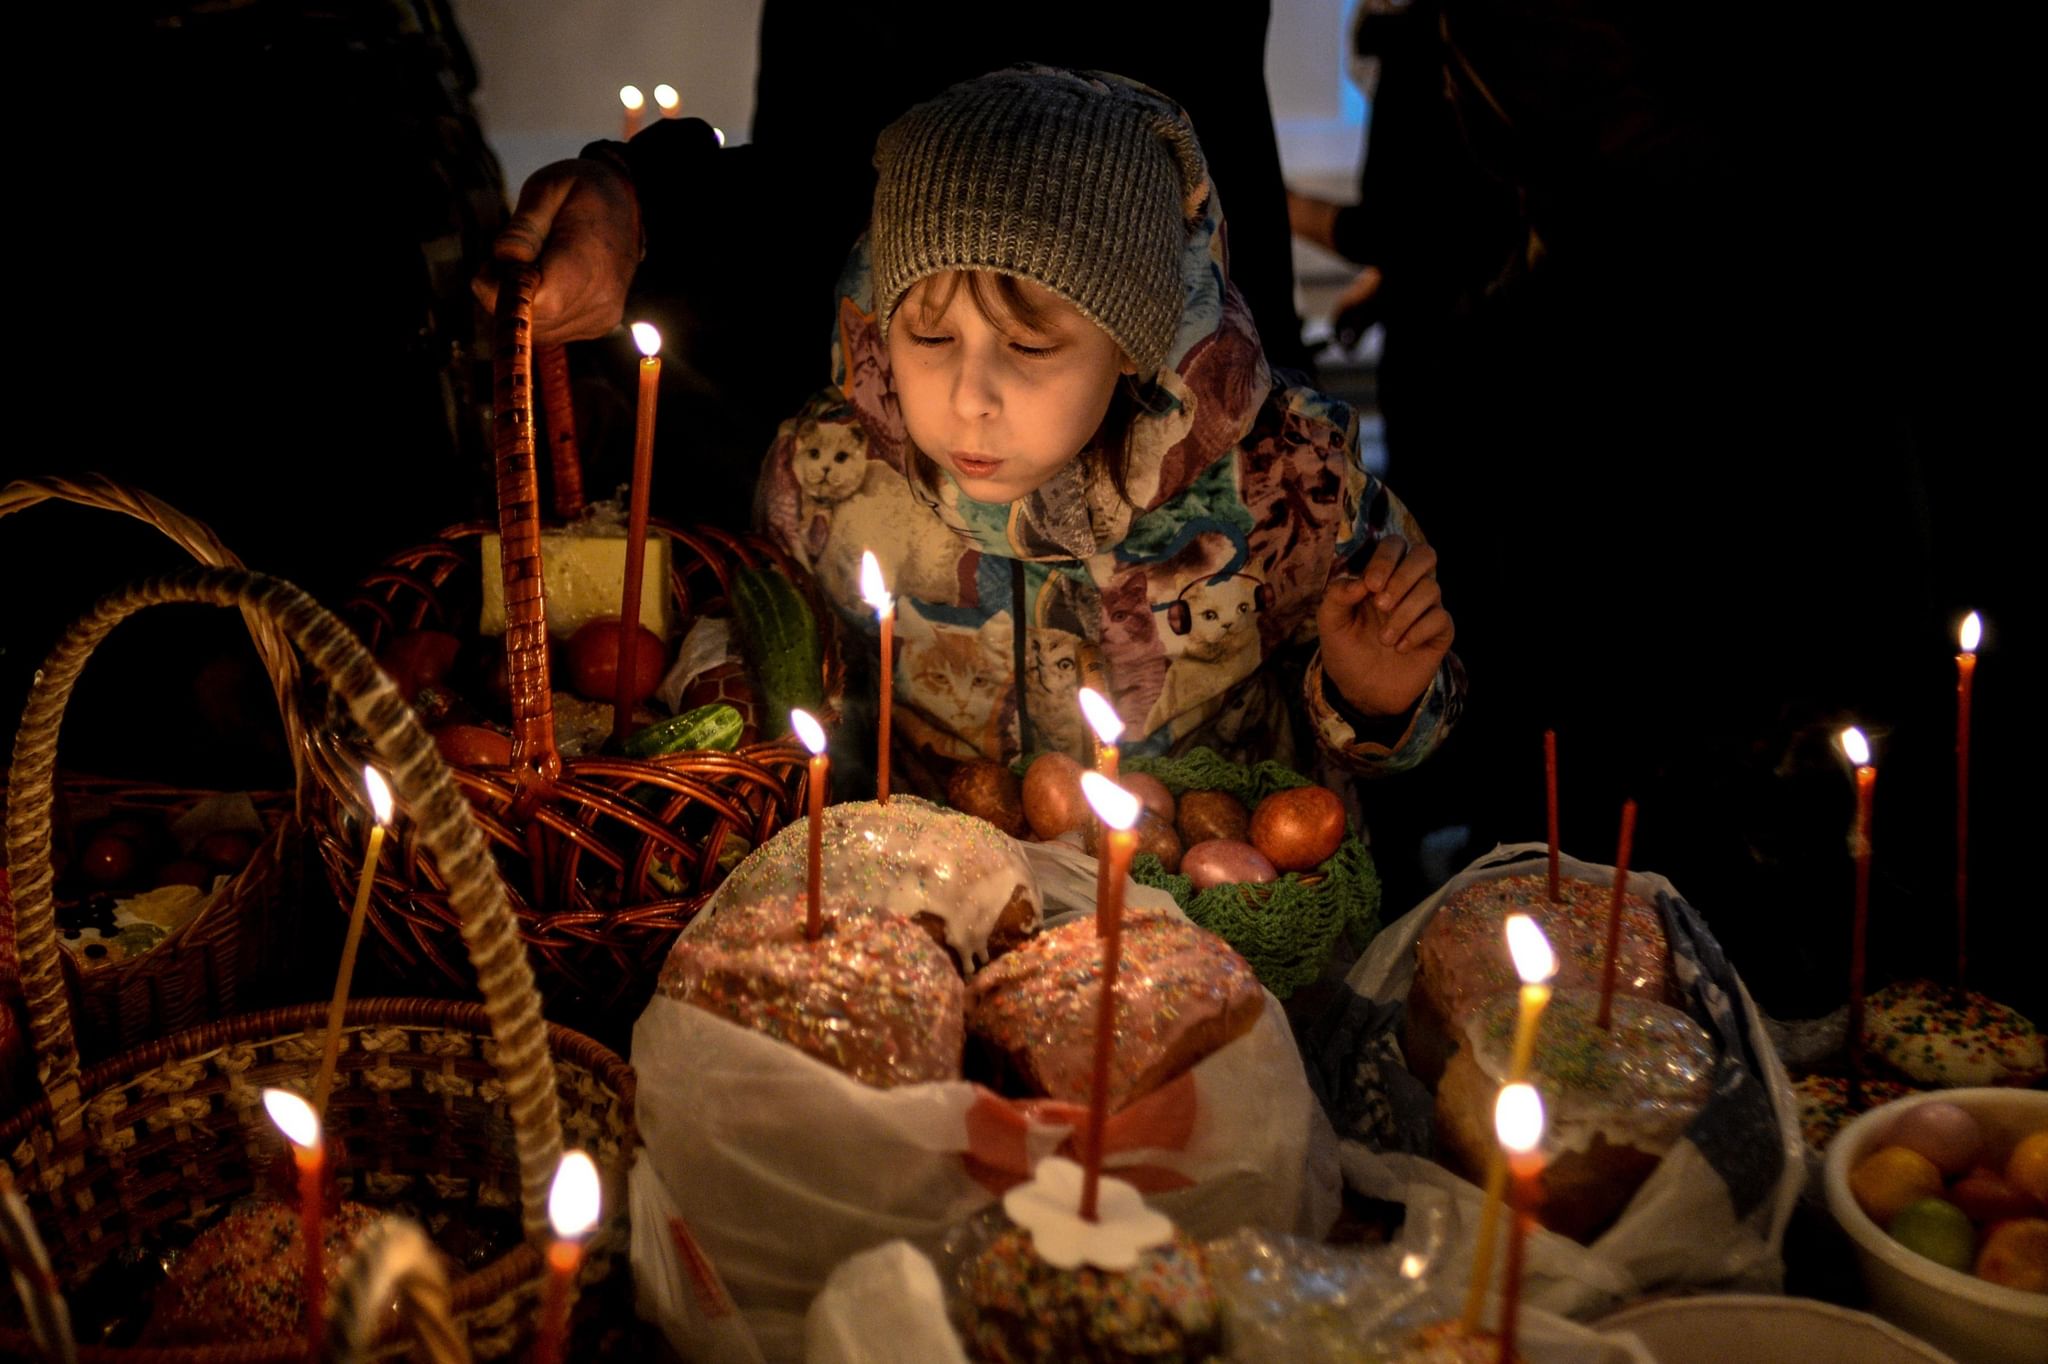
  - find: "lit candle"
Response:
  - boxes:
[264,1087,325,1359]
[1493,1083,1547,1364]
[1078,687,1124,779]
[1461,915,1556,1331]
[611,322,663,746]
[1594,799,1639,1031]
[1955,611,1980,987]
[313,766,393,1118]
[653,83,680,118]
[533,1151,600,1364]
[1841,725,1876,1106]
[619,85,645,141]
[1078,771,1142,1222]
[791,709,829,939]
[1543,729,1560,903]
[860,551,894,804]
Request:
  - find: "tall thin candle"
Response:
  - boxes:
[1544,729,1560,902]
[791,709,829,939]
[1493,1083,1546,1364]
[860,551,894,803]
[653,84,680,118]
[1594,799,1639,1031]
[264,1088,325,1360]
[1078,771,1142,1223]
[313,767,393,1118]
[618,85,645,141]
[533,1152,600,1364]
[611,322,662,745]
[1841,726,1876,1107]
[1078,687,1126,936]
[1955,612,1979,986]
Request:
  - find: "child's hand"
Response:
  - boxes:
[1318,536,1454,720]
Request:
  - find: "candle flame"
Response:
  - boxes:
[363,765,393,827]
[653,83,680,112]
[631,321,662,358]
[1839,725,1871,768]
[790,708,827,756]
[1959,611,1982,654]
[619,85,645,112]
[859,550,891,613]
[548,1150,601,1239]
[1080,771,1142,831]
[1505,913,1557,985]
[1077,687,1124,746]
[263,1087,321,1150]
[1399,1252,1427,1280]
[712,127,726,146]
[1494,1082,1545,1155]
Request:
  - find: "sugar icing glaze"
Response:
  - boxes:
[1467,989,1715,1155]
[709,795,1040,969]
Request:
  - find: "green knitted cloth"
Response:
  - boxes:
[1121,749,1382,998]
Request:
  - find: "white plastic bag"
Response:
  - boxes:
[1326,842,1805,1319]
[630,839,1339,1362]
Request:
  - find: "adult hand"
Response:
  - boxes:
[471,158,641,343]
[1318,535,1454,719]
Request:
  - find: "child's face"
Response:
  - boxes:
[888,273,1127,503]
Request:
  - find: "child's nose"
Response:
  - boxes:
[951,349,1002,420]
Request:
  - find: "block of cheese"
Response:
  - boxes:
[479,530,673,641]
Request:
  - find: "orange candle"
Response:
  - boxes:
[653,83,680,118]
[313,766,393,1118]
[533,1151,600,1364]
[791,709,829,939]
[619,85,645,140]
[1841,726,1876,1106]
[263,1089,325,1359]
[1594,799,1638,1031]
[1543,729,1560,903]
[1955,612,1979,986]
[860,551,894,804]
[1078,772,1141,1222]
[1494,1082,1546,1364]
[611,323,662,746]
[1078,687,1126,936]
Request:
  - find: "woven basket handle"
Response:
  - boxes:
[0,473,315,803]
[6,567,566,1243]
[536,344,586,521]
[493,266,563,786]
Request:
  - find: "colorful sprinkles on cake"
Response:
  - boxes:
[963,1224,1220,1364]
[1862,980,2047,1088]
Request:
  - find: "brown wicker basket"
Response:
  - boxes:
[0,476,308,1059]
[0,567,637,1361]
[303,265,838,1034]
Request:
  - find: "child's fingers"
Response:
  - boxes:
[1395,605,1455,655]
[1358,536,1408,594]
[1319,572,1373,632]
[1377,579,1443,644]
[1373,543,1437,612]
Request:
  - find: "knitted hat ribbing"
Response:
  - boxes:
[870,66,1211,379]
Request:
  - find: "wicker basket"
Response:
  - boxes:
[0,567,636,1361]
[303,264,837,1035]
[0,476,309,1058]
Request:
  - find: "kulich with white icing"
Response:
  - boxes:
[967,910,1263,1110]
[711,796,1040,971]
[660,893,965,1088]
[1436,990,1716,1241]
[1405,870,1673,1085]
[1862,979,2047,1088]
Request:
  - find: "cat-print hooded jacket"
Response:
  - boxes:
[755,191,1464,794]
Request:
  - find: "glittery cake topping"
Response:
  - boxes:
[1417,872,1671,1026]
[1863,979,2047,1088]
[966,911,1263,1109]
[660,892,965,1088]
[1792,1072,1914,1152]
[146,1198,382,1345]
[1468,989,1715,1152]
[710,796,1041,970]
[1390,1321,1519,1363]
[962,1224,1220,1364]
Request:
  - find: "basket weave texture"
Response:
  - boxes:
[1,567,636,1361]
[0,475,308,1058]
[302,265,838,1030]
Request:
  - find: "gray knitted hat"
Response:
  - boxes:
[870,66,1212,379]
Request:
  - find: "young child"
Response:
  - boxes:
[755,66,1463,792]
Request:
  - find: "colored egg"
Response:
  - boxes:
[1888,1101,1984,1177]
[2007,1130,2048,1205]
[1181,839,1280,891]
[1951,1167,2043,1225]
[1850,1145,1945,1226]
[1888,1197,1975,1273]
[1975,1217,2048,1293]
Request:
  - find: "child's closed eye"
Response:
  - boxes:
[906,330,952,348]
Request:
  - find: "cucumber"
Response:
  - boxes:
[623,702,745,758]
[731,565,824,735]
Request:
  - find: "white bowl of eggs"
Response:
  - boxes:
[1823,1086,2048,1364]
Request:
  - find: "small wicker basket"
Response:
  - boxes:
[303,265,837,1035]
[1,567,637,1361]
